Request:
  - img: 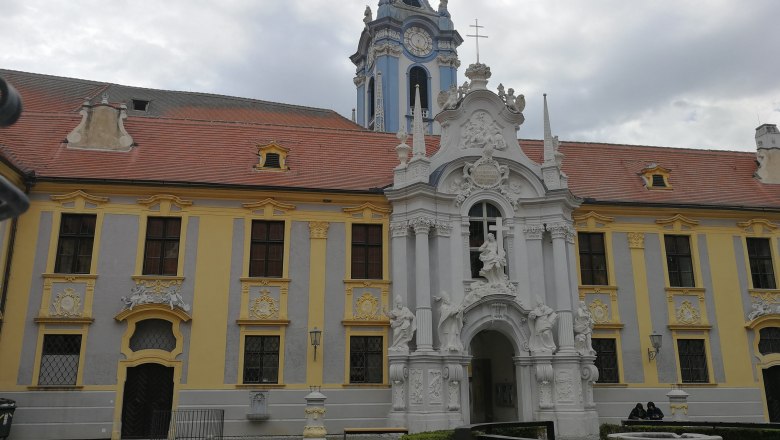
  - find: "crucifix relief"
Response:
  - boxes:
[478,217,508,284]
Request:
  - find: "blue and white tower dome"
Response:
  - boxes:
[351,0,463,134]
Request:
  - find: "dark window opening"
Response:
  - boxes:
[747,237,776,289]
[759,327,780,355]
[129,319,176,352]
[651,174,666,187]
[249,220,285,277]
[578,232,608,285]
[665,235,695,287]
[409,66,428,112]
[39,334,82,385]
[349,336,383,383]
[132,99,150,112]
[593,338,619,383]
[143,217,181,276]
[368,77,375,120]
[403,0,422,6]
[468,202,502,279]
[352,224,383,279]
[677,339,709,383]
[55,214,96,274]
[243,335,280,384]
[264,153,281,169]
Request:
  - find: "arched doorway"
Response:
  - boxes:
[121,363,174,438]
[763,366,780,422]
[469,330,517,423]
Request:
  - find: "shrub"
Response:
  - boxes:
[401,430,454,440]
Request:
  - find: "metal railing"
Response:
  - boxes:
[151,408,225,440]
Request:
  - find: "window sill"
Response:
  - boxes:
[593,383,628,388]
[28,385,84,391]
[34,317,94,325]
[240,277,291,283]
[236,319,290,326]
[342,383,390,388]
[676,382,717,387]
[236,383,285,389]
[42,273,98,280]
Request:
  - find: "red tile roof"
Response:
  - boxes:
[2,70,779,210]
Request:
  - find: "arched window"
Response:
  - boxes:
[468,201,502,279]
[409,66,428,113]
[759,327,780,355]
[368,77,375,121]
[129,319,176,352]
[403,0,422,7]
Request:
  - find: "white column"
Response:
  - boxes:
[390,221,410,303]
[413,218,433,351]
[550,223,575,351]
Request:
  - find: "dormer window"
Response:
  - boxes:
[132,99,150,112]
[640,164,672,190]
[255,142,289,172]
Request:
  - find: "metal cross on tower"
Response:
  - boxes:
[466,19,488,63]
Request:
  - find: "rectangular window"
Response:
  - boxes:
[249,220,285,277]
[351,224,383,279]
[143,217,181,276]
[593,338,619,383]
[665,235,695,287]
[38,334,82,385]
[349,336,383,383]
[54,214,96,274]
[243,335,280,384]
[677,339,709,383]
[747,238,776,289]
[578,232,608,285]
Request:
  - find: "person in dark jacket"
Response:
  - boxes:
[646,401,664,420]
[628,403,647,419]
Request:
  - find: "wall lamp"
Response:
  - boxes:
[309,327,322,361]
[648,331,663,361]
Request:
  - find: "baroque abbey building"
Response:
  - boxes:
[1,1,780,439]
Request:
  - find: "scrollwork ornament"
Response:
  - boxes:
[52,288,82,317]
[628,232,645,249]
[249,289,279,319]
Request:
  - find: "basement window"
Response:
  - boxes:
[131,99,150,112]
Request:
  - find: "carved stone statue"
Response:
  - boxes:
[478,233,506,284]
[386,295,416,352]
[529,296,557,353]
[363,6,372,26]
[574,300,595,355]
[436,291,464,352]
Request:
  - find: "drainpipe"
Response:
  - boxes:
[0,174,32,331]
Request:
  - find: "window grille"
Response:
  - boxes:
[677,339,709,383]
[249,221,284,277]
[351,224,383,279]
[143,217,181,275]
[54,214,96,274]
[747,238,776,289]
[264,153,281,168]
[243,336,280,384]
[129,319,176,352]
[593,338,619,383]
[578,232,608,285]
[468,202,501,279]
[39,334,81,385]
[651,174,666,187]
[665,235,695,287]
[759,327,780,355]
[349,336,383,383]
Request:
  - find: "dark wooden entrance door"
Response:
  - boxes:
[121,363,174,439]
[763,365,780,422]
[470,358,493,423]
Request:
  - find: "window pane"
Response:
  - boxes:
[578,233,608,285]
[593,338,619,383]
[147,218,164,238]
[165,218,181,238]
[677,339,708,383]
[243,336,280,384]
[39,334,81,386]
[349,336,383,384]
[55,215,97,274]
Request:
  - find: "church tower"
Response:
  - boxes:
[351,0,463,134]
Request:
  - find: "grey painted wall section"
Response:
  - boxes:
[285,221,311,384]
[18,211,52,385]
[611,232,643,383]
[697,234,725,383]
[324,222,346,385]
[85,213,139,385]
[643,233,678,383]
[734,236,752,320]
[224,218,244,384]
[179,215,199,383]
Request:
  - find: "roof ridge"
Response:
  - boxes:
[546,138,753,155]
[122,114,383,135]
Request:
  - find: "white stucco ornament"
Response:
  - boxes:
[121,284,191,312]
[455,146,522,209]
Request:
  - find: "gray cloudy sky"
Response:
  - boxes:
[2,0,778,151]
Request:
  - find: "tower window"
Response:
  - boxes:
[368,77,376,121]
[403,0,422,7]
[409,67,429,112]
[468,201,502,279]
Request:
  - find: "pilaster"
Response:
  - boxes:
[412,217,433,351]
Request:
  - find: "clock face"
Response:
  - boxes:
[404,27,433,57]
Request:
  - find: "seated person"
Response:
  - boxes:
[628,403,647,420]
[646,401,664,420]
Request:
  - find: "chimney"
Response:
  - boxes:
[66,95,134,152]
[755,123,780,184]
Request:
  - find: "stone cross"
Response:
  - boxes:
[489,217,508,257]
[466,19,488,63]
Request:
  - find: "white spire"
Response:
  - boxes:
[412,84,426,157]
[543,93,554,164]
[374,72,385,132]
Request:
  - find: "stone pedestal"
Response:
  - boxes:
[667,388,690,421]
[303,388,327,440]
